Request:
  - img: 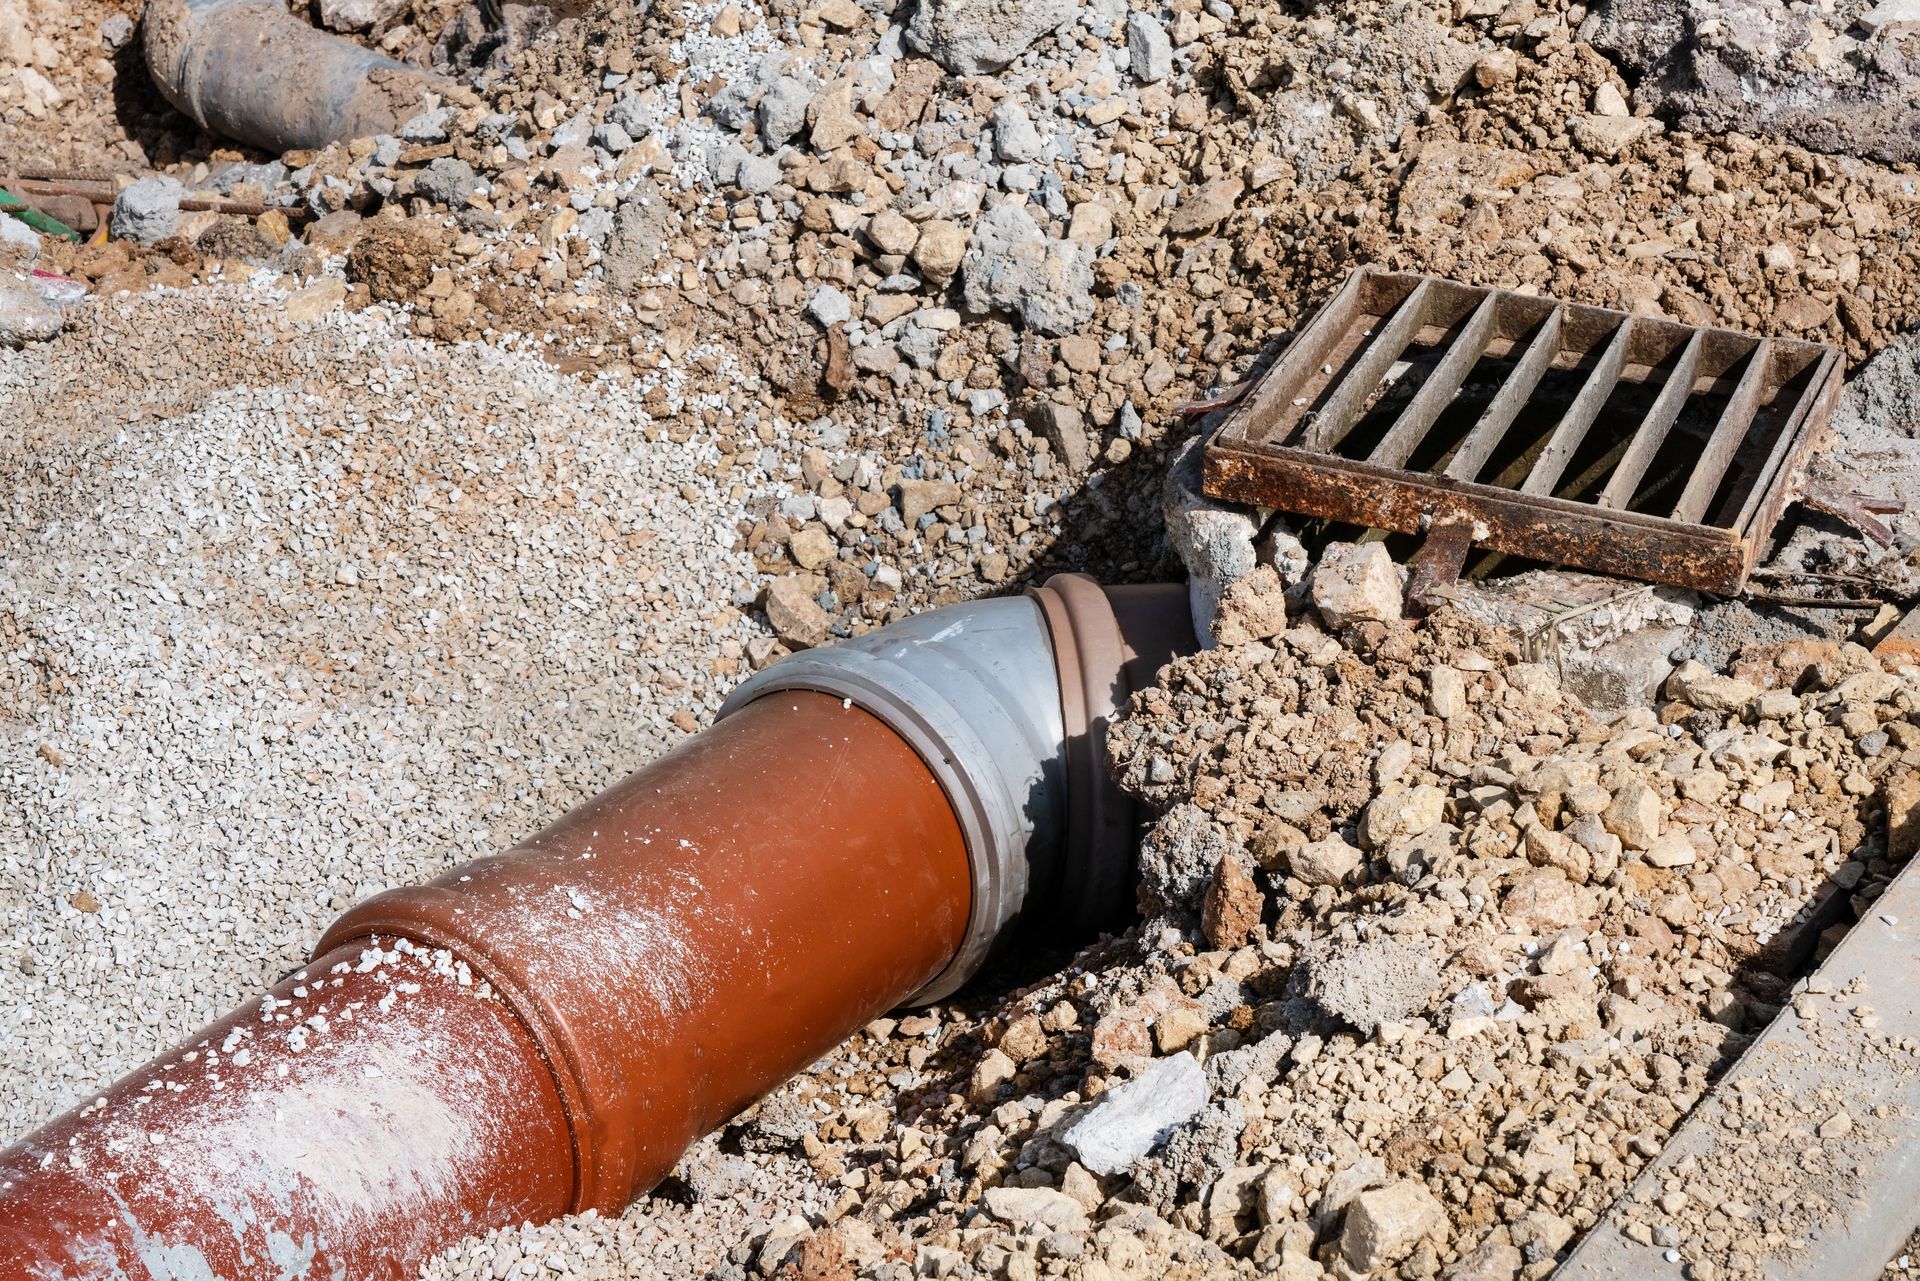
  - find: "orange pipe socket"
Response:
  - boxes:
[0,694,970,1277]
[0,575,1191,1279]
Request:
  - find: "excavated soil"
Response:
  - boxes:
[4,0,1920,1277]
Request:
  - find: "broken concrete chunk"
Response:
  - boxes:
[110,176,183,244]
[1666,660,1760,713]
[1359,785,1447,850]
[1311,542,1404,629]
[1136,802,1235,906]
[1287,834,1363,887]
[317,0,404,32]
[1340,1180,1446,1271]
[960,203,1093,336]
[981,1185,1089,1233]
[0,271,69,344]
[1163,434,1262,649]
[413,158,479,208]
[1061,1051,1206,1175]
[904,0,1077,74]
[807,285,852,326]
[1301,936,1440,1035]
[1591,0,1920,164]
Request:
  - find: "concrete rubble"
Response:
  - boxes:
[1061,1050,1208,1176]
[0,0,1918,1274]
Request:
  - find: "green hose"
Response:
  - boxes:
[0,188,79,241]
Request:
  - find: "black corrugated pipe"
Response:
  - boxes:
[143,0,456,152]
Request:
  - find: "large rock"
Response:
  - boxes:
[110,177,183,244]
[1201,853,1262,949]
[1028,400,1092,473]
[990,99,1048,163]
[765,576,830,648]
[1359,785,1447,850]
[1126,12,1172,82]
[1311,542,1405,629]
[413,158,479,208]
[911,218,968,281]
[904,0,1077,75]
[1163,434,1261,649]
[1212,565,1290,648]
[756,76,814,148]
[0,270,65,345]
[1586,0,1920,165]
[1602,778,1661,851]
[1340,1181,1446,1271]
[1061,1051,1207,1175]
[1287,834,1362,887]
[981,1185,1089,1233]
[1665,659,1759,713]
[960,202,1093,336]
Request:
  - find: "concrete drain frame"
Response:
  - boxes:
[1202,267,1844,596]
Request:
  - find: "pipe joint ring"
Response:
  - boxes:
[720,596,1066,1002]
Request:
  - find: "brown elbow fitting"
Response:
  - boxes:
[0,575,1191,1277]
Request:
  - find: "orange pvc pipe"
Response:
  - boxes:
[0,692,971,1278]
[318,690,974,1214]
[0,940,575,1278]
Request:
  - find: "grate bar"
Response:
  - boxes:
[1670,338,1770,525]
[1369,290,1500,471]
[1734,347,1842,535]
[1303,278,1434,452]
[1597,328,1705,510]
[1442,304,1565,484]
[1241,270,1374,447]
[1520,315,1635,498]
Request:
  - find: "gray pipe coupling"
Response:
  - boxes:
[720,595,1066,1002]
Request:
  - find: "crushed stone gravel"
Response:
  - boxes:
[0,277,767,1143]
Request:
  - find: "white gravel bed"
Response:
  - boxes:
[0,280,765,1142]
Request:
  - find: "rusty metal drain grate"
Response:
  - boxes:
[1202,268,1843,595]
